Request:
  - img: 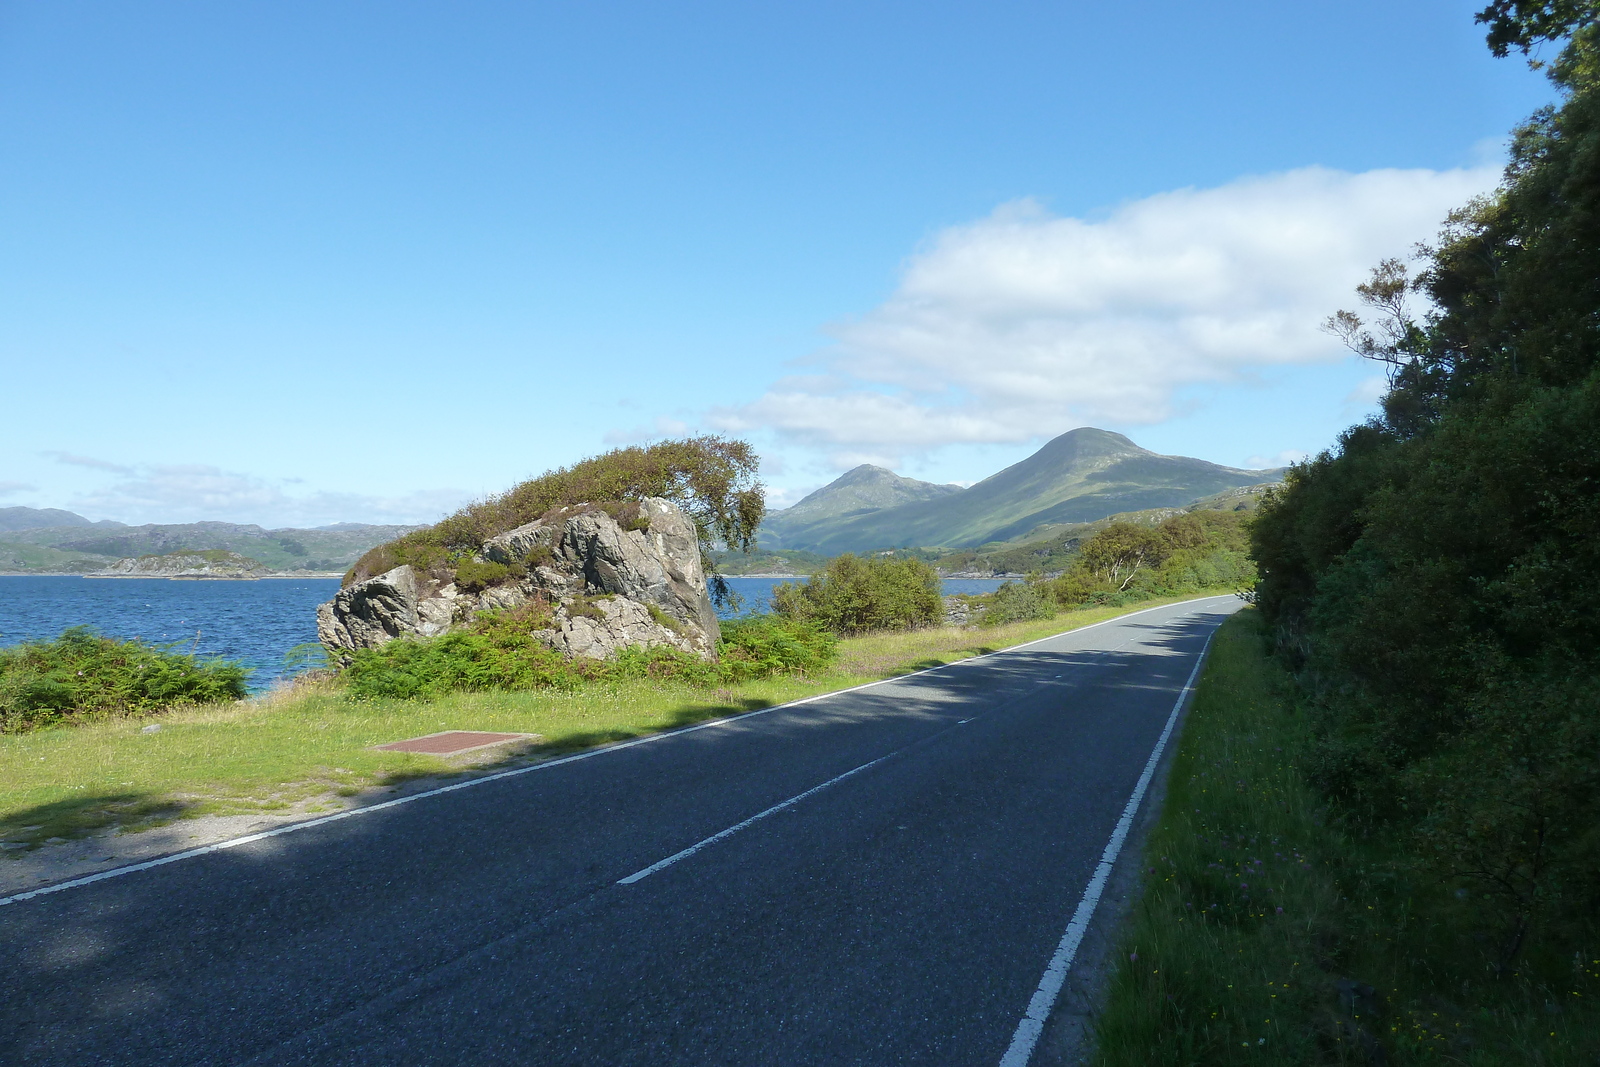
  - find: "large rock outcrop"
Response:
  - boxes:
[317,497,720,660]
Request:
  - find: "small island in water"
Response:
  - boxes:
[89,549,270,580]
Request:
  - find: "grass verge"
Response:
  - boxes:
[1092,608,1600,1066]
[0,592,1228,853]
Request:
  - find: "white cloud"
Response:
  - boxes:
[68,463,470,528]
[41,451,134,474]
[712,165,1499,466]
[1345,374,1390,408]
[1245,450,1311,469]
[603,416,693,446]
[0,481,38,496]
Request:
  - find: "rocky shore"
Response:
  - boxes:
[89,550,270,580]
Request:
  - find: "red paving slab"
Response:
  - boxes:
[372,731,534,755]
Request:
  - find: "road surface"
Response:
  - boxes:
[2,595,1241,1065]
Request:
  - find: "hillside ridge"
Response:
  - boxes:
[758,428,1280,554]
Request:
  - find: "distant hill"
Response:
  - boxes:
[92,549,270,580]
[933,481,1282,576]
[0,506,123,533]
[759,465,961,550]
[0,520,424,575]
[759,428,1282,554]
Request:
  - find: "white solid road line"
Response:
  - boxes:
[996,627,1218,1067]
[0,596,1235,910]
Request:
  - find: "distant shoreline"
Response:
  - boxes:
[0,572,345,580]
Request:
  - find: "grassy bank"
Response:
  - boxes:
[0,594,1226,851]
[1093,610,1600,1065]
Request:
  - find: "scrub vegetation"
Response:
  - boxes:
[0,627,249,733]
[770,553,944,634]
[342,612,839,700]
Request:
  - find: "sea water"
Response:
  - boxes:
[0,576,340,691]
[0,574,1011,691]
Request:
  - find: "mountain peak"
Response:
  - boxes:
[758,427,1284,553]
[761,465,963,547]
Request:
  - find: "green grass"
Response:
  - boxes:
[1092,609,1600,1066]
[0,592,1227,853]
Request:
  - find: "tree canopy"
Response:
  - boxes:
[1250,5,1600,970]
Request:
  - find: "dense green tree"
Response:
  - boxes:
[1250,3,1600,966]
[771,554,942,635]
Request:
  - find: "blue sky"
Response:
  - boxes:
[0,1,1556,526]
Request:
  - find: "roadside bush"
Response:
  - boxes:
[977,581,1056,626]
[342,610,838,700]
[771,553,942,635]
[1246,7,1600,970]
[717,614,837,679]
[0,627,250,732]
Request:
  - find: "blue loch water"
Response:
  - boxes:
[0,576,342,691]
[0,574,1010,691]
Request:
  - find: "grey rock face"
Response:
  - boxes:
[317,497,720,661]
[942,595,976,627]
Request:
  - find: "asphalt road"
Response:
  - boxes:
[2,595,1242,1066]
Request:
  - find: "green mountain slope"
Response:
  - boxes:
[0,521,422,574]
[933,481,1282,576]
[759,465,961,550]
[0,506,117,533]
[762,428,1279,554]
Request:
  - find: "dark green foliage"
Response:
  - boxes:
[770,553,942,634]
[341,610,836,700]
[1094,612,1600,1065]
[344,626,575,700]
[347,437,762,605]
[717,614,838,679]
[976,581,1056,626]
[1477,0,1599,67]
[1249,15,1600,969]
[0,627,250,732]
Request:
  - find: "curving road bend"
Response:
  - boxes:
[1,595,1242,1066]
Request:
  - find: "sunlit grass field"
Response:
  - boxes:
[0,595,1226,848]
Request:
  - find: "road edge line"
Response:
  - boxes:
[997,626,1219,1067]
